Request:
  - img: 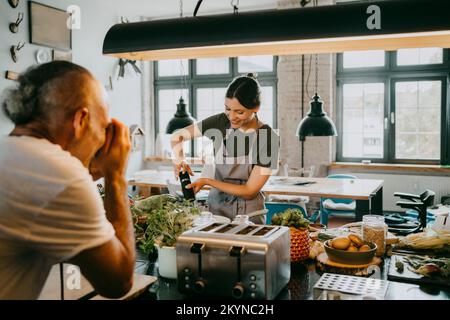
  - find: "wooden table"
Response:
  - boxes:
[129,170,384,220]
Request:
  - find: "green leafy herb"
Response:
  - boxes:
[131,195,199,254]
[271,208,309,229]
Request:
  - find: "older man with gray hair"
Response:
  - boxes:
[0,61,135,299]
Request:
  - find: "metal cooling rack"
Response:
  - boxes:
[314,273,389,299]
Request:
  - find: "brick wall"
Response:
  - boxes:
[276,0,337,178]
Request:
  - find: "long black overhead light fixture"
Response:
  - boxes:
[103,0,450,61]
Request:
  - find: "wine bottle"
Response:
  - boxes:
[179,170,195,201]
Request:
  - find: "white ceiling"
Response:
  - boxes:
[142,0,278,19]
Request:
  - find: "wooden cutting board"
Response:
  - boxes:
[387,255,450,287]
[316,252,382,276]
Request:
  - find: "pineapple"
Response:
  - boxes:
[290,227,310,262]
[271,208,311,262]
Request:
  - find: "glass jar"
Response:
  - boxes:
[193,211,215,227]
[232,215,254,225]
[362,215,387,257]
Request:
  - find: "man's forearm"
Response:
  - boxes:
[104,174,135,260]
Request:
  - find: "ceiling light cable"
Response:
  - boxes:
[231,0,239,14]
[194,0,203,17]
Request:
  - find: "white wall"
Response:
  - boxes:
[0,0,154,176]
[1,0,278,177]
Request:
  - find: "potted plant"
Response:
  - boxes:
[130,194,200,279]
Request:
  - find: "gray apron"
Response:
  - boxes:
[207,127,266,224]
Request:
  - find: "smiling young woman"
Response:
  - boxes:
[170,73,280,223]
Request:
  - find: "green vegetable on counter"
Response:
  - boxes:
[131,194,199,254]
[403,255,450,278]
[271,208,309,229]
[395,260,404,273]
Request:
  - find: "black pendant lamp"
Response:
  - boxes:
[296,93,337,141]
[166,97,196,134]
[296,54,337,142]
[102,0,450,61]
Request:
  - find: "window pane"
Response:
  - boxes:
[195,87,227,157]
[342,83,384,158]
[157,59,188,77]
[196,58,229,75]
[238,55,273,73]
[259,86,274,127]
[397,48,443,66]
[395,81,441,160]
[157,89,190,156]
[196,87,227,121]
[158,89,189,134]
[343,50,385,68]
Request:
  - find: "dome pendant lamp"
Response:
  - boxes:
[166,97,196,134]
[296,54,337,141]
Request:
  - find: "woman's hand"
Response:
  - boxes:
[173,160,194,180]
[186,178,210,194]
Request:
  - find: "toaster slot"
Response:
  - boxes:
[199,223,223,232]
[214,223,238,233]
[252,226,274,236]
[235,225,258,235]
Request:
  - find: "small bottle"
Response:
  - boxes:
[362,215,386,257]
[179,170,195,201]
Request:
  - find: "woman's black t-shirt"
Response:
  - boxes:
[197,113,280,170]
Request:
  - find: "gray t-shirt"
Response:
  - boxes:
[198,113,280,170]
[0,136,115,299]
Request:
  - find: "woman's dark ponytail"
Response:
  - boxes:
[225,73,261,109]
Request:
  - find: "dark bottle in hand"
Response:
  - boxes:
[179,170,195,201]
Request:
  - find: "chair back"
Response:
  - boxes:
[323,174,357,204]
[421,190,435,207]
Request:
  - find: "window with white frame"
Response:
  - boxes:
[154,56,278,157]
[337,48,449,165]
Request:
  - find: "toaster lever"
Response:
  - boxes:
[230,246,246,298]
[229,246,245,257]
[190,243,205,254]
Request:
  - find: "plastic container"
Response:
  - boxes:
[362,215,386,257]
[193,211,215,227]
[156,245,177,279]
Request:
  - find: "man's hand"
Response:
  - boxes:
[90,119,131,180]
[72,118,135,299]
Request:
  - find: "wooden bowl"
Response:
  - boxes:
[324,240,377,265]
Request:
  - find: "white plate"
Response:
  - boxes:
[36,49,50,64]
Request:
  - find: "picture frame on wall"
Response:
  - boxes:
[29,1,72,51]
[52,50,72,62]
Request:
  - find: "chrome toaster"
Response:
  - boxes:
[176,222,291,300]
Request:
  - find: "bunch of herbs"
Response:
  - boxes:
[131,195,199,254]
